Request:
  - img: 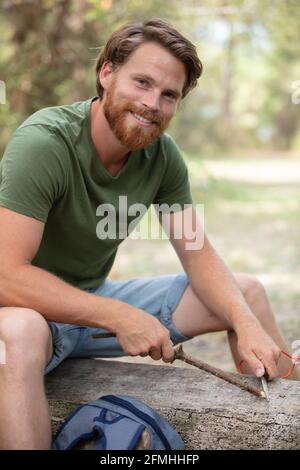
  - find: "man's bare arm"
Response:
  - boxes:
[160,206,281,377]
[0,207,174,361]
[0,207,127,329]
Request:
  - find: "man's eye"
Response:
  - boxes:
[164,93,176,101]
[136,79,147,86]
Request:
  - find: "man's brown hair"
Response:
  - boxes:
[95,18,202,100]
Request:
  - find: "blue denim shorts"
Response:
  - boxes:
[45,273,190,375]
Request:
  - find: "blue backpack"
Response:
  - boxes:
[52,394,184,450]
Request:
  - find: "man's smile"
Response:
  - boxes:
[130,111,156,127]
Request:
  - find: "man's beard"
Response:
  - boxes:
[103,83,170,151]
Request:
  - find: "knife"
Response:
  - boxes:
[260,375,270,401]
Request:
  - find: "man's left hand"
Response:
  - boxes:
[236,320,282,379]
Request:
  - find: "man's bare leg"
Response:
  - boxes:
[226,275,300,380]
[0,307,53,449]
[172,273,299,380]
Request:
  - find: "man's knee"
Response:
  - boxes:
[238,274,275,324]
[0,307,52,366]
[242,275,266,304]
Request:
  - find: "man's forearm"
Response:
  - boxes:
[0,264,127,331]
[186,241,259,331]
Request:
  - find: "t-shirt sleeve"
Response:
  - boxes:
[153,134,193,211]
[0,125,69,223]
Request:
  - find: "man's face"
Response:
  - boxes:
[101,42,186,150]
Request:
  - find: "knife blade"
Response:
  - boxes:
[261,376,270,401]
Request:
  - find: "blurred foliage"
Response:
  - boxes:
[0,0,300,156]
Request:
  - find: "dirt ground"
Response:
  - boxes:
[108,151,300,373]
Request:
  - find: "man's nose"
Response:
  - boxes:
[141,90,160,112]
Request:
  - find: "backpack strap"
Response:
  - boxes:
[52,403,146,450]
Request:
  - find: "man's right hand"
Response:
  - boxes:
[112,305,175,363]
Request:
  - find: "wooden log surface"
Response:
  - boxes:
[46,358,300,450]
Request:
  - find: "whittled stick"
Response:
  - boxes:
[173,345,265,399]
[92,333,265,399]
[92,332,115,338]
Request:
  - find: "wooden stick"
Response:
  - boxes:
[92,333,265,399]
[173,345,265,399]
[92,332,115,339]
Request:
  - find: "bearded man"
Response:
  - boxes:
[0,19,297,450]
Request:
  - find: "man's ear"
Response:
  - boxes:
[99,61,114,91]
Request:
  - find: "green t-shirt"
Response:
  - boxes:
[0,97,193,289]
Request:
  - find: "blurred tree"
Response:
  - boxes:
[0,0,179,152]
[256,0,300,149]
[170,0,300,153]
[0,0,299,155]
